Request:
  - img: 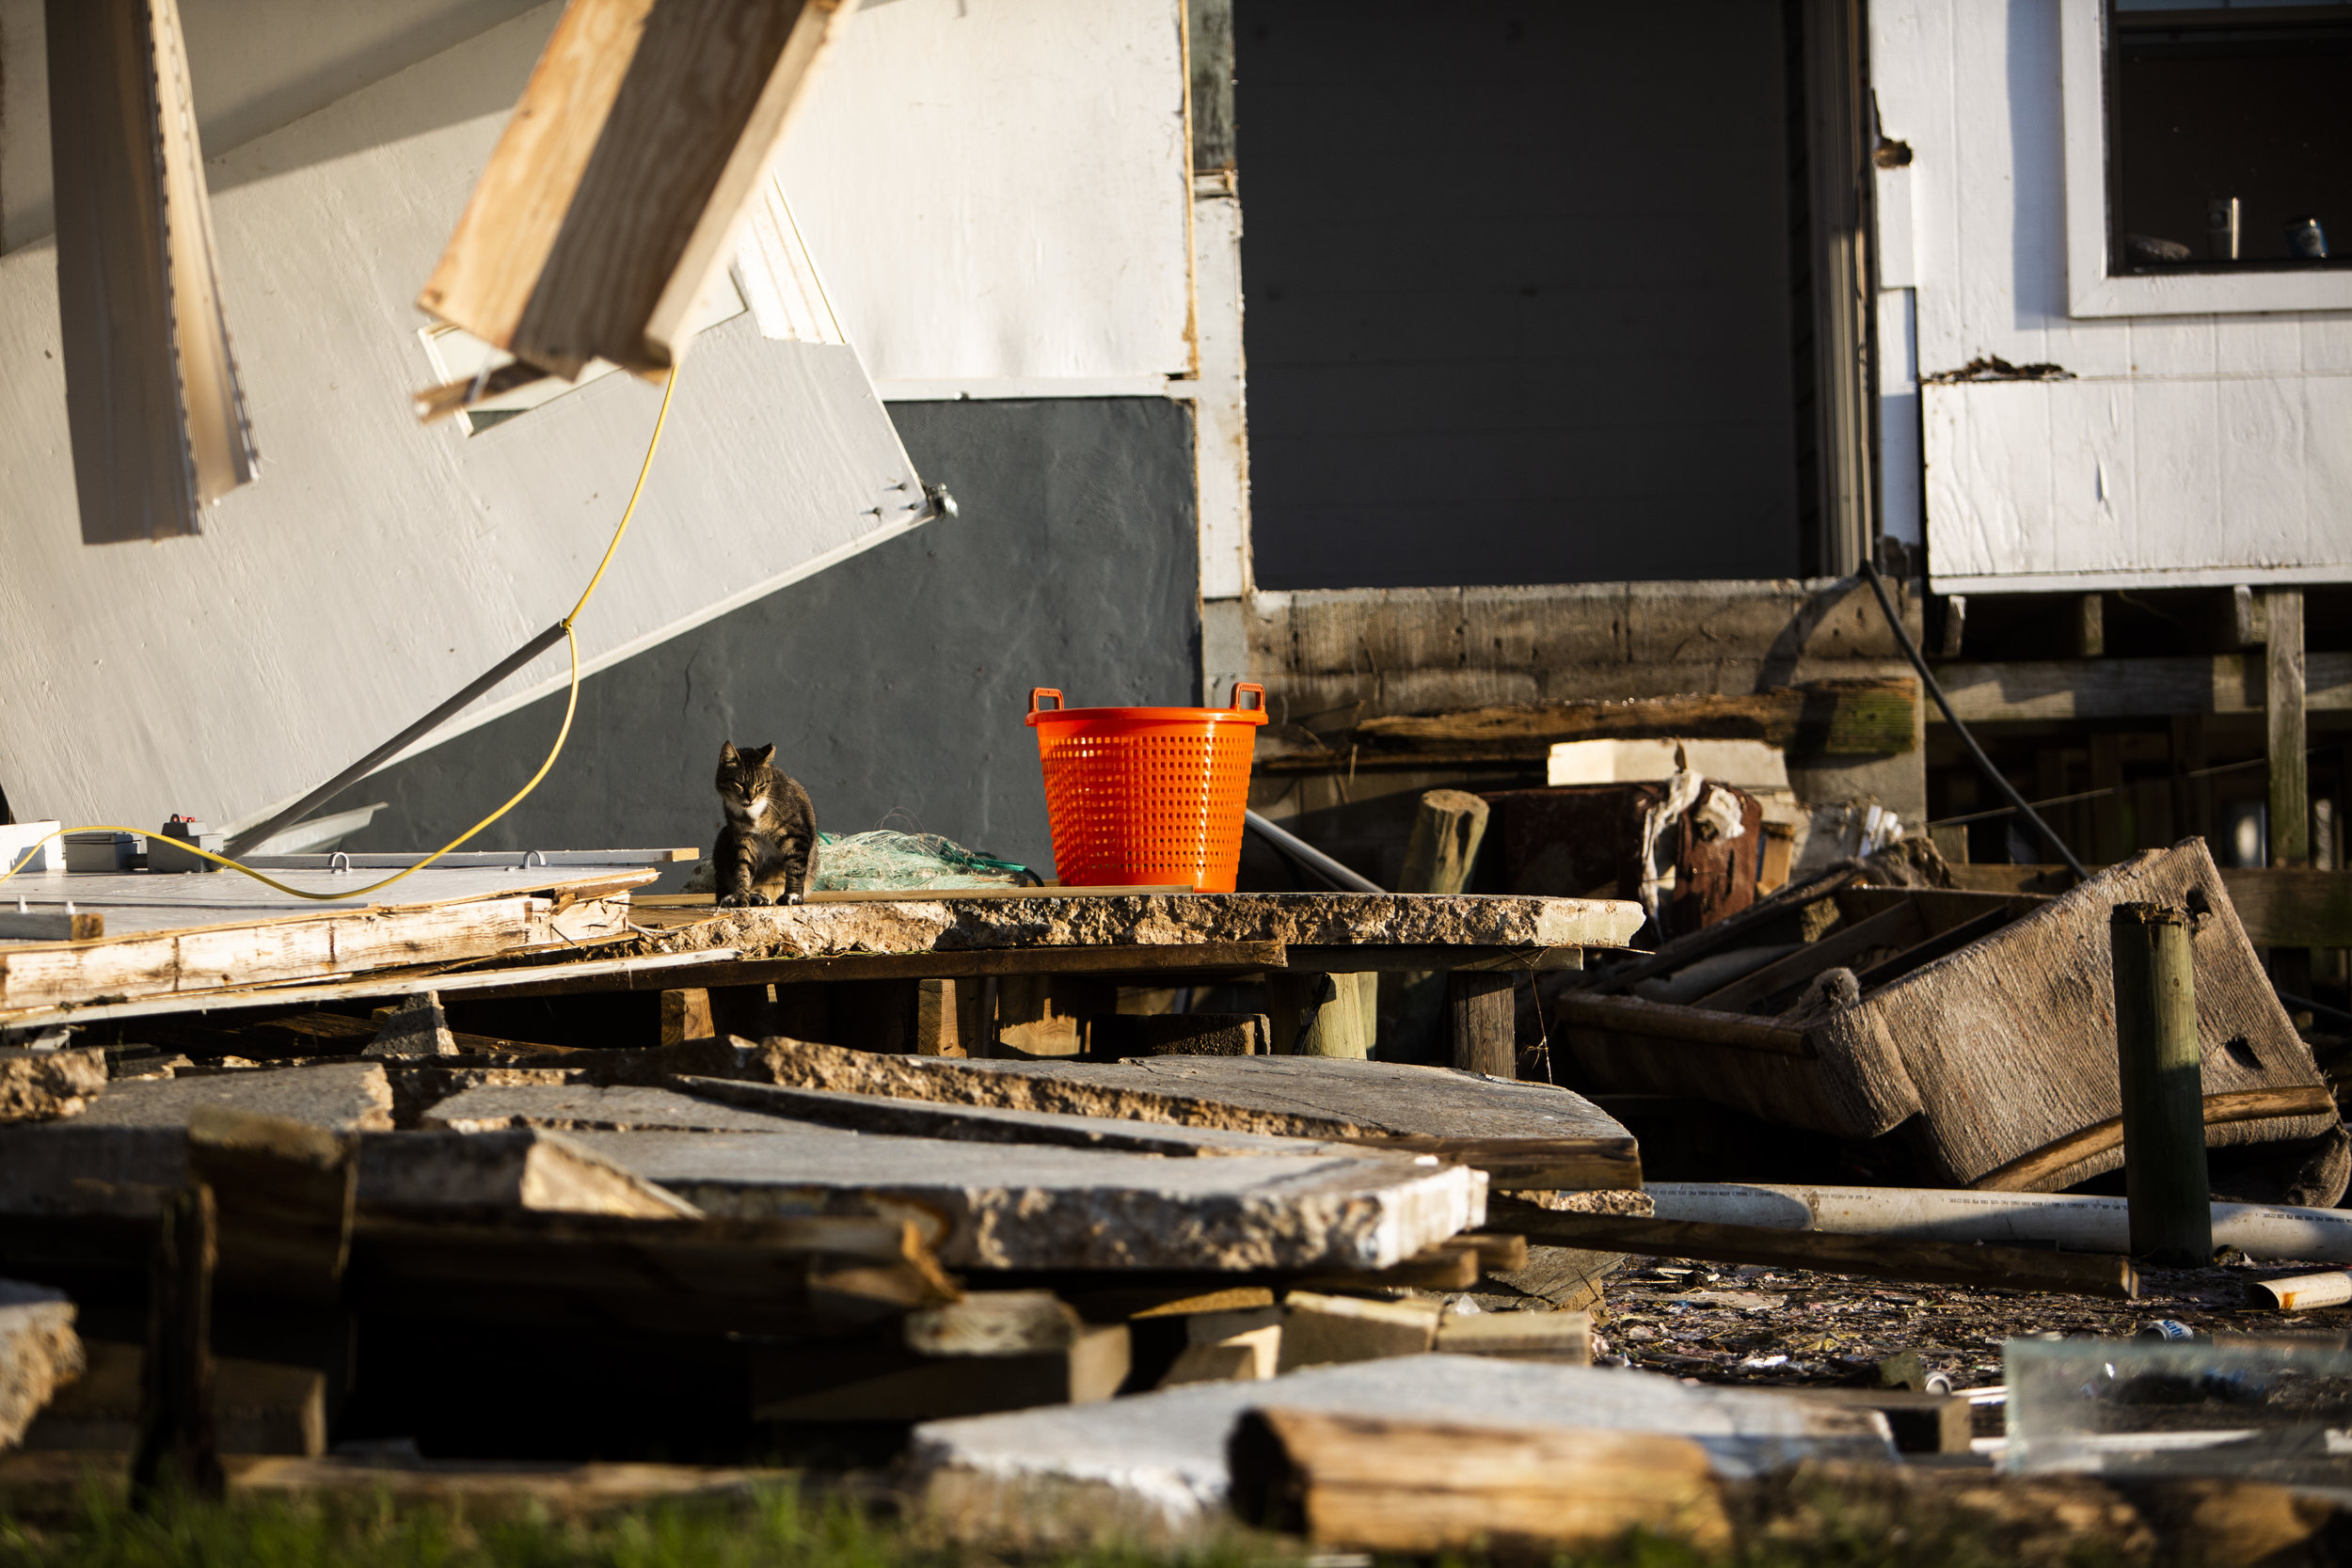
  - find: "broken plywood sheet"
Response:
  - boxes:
[565,1125,1483,1271]
[744,1041,1639,1190]
[631,891,1644,960]
[1561,841,2332,1188]
[437,1079,1349,1159]
[907,1353,1893,1547]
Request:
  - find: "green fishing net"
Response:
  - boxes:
[811,830,1039,892]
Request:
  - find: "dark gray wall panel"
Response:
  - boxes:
[348,397,1200,877]
[1238,0,1803,590]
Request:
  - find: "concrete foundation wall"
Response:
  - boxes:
[349,398,1201,879]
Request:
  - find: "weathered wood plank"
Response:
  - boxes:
[1335,678,1917,761]
[1930,650,2352,722]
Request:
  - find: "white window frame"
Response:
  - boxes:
[2061,0,2352,317]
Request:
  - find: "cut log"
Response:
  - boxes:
[1488,1200,2139,1299]
[0,1281,83,1449]
[562,1124,1483,1272]
[1229,1407,1732,1554]
[737,1041,1641,1190]
[904,1354,1895,1549]
[0,1049,107,1124]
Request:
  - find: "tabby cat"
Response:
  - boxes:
[711,741,818,906]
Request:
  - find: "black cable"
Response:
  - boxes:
[2279,990,2352,1030]
[1858,562,2089,880]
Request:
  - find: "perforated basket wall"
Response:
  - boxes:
[1025,686,1266,892]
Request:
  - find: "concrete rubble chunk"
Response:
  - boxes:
[356,1130,700,1219]
[564,1125,1484,1271]
[634,891,1645,961]
[365,992,458,1057]
[0,1280,85,1449]
[0,1048,107,1123]
[72,1060,393,1132]
[742,1040,1639,1189]
[907,1353,1895,1547]
[421,1084,813,1135]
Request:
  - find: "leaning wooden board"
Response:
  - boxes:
[1558,841,2335,1190]
[0,864,655,1017]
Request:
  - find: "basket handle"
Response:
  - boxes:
[1028,688,1065,714]
[1231,682,1265,712]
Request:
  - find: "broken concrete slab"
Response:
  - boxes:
[364,992,458,1057]
[73,1061,392,1132]
[906,1353,1894,1547]
[634,892,1644,962]
[675,1078,1354,1159]
[742,1041,1639,1189]
[355,1131,699,1219]
[0,1280,83,1449]
[420,1085,810,1135]
[0,1049,106,1123]
[565,1126,1483,1272]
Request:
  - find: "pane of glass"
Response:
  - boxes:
[2108,5,2352,272]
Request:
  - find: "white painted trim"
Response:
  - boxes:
[2060,0,2352,318]
[871,375,1186,401]
[1932,563,2352,595]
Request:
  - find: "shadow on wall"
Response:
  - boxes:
[346,398,1200,881]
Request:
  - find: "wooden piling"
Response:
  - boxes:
[2111,902,2212,1267]
[132,1184,224,1504]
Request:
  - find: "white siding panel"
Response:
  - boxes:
[777,0,1193,388]
[1927,376,2352,591]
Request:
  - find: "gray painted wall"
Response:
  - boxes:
[1237,0,1804,590]
[347,397,1200,880]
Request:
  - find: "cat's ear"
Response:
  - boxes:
[719,741,739,764]
[751,743,776,767]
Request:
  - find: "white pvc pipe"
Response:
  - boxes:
[1646,1181,2352,1264]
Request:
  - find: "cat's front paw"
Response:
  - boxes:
[717,892,748,908]
[785,892,805,906]
[744,892,772,907]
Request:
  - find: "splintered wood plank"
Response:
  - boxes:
[418,0,851,378]
[1340,679,1918,760]
[0,897,563,1014]
[743,1040,1642,1191]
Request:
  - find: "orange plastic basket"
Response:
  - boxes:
[1025,684,1268,893]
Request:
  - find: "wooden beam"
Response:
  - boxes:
[1947,866,2352,949]
[132,1184,223,1502]
[2269,591,2310,868]
[1319,678,1916,764]
[1487,1199,2139,1298]
[0,911,102,942]
[1970,1085,2336,1193]
[418,0,853,379]
[1930,651,2352,723]
[1446,971,1516,1078]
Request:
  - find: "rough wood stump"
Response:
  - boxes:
[133,1185,223,1504]
[1447,971,1517,1078]
[1381,791,1493,1060]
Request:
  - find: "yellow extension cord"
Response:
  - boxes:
[0,365,681,906]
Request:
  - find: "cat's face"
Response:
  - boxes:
[716,741,778,824]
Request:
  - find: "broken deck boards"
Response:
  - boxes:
[906,1354,1894,1547]
[738,1042,1641,1191]
[562,1124,1484,1272]
[1559,842,2334,1189]
[0,863,654,1018]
